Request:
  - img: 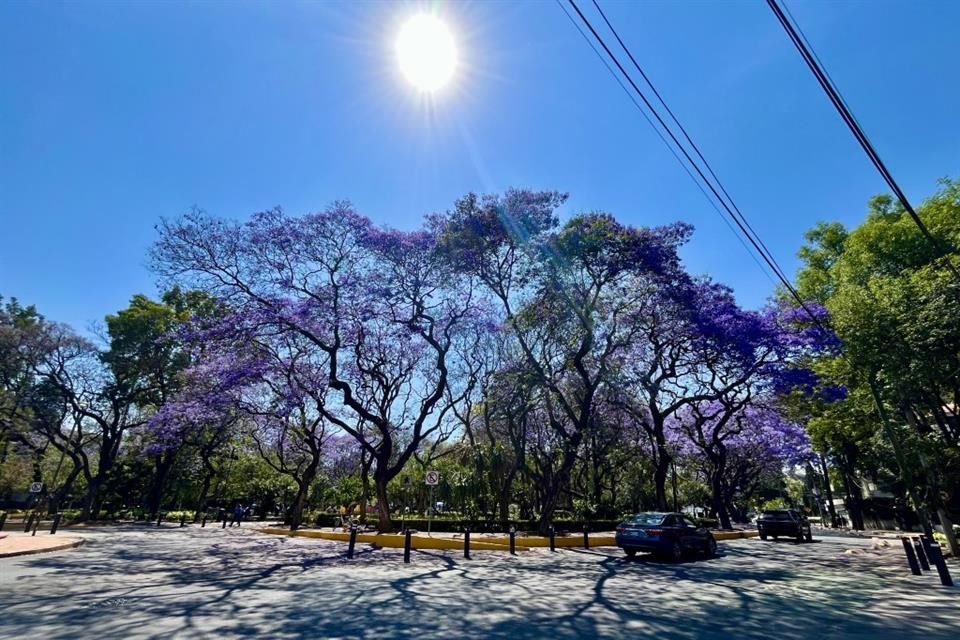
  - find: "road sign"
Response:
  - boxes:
[29,482,44,493]
[425,470,440,486]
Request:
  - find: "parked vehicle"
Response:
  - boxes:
[615,512,717,561]
[757,509,813,543]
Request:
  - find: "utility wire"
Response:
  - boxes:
[588,0,793,287]
[563,0,820,323]
[766,0,960,281]
[553,0,776,286]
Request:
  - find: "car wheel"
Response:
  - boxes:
[624,548,637,557]
[704,537,717,558]
[670,541,684,563]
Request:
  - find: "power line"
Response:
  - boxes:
[587,0,793,288]
[766,0,960,281]
[562,0,819,322]
[553,0,776,286]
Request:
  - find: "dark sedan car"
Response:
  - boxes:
[615,512,717,561]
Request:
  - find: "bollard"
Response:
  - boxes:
[50,513,62,535]
[347,526,357,559]
[32,515,40,536]
[201,514,207,528]
[509,527,516,555]
[926,542,955,587]
[549,525,556,552]
[583,525,590,549]
[222,514,228,529]
[404,529,412,564]
[913,537,930,571]
[464,528,471,560]
[24,513,34,533]
[180,515,187,528]
[900,536,922,575]
[156,513,163,528]
[0,512,6,531]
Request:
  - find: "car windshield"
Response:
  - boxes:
[762,510,794,520]
[629,513,667,525]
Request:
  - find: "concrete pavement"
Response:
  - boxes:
[0,525,956,639]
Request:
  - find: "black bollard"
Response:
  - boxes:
[347,526,357,559]
[509,527,516,555]
[404,529,412,564]
[24,513,34,533]
[0,512,6,532]
[180,515,187,528]
[201,514,207,528]
[583,525,590,549]
[32,515,40,536]
[50,513,62,535]
[549,525,556,552]
[156,513,163,527]
[926,542,954,587]
[900,536,922,575]
[913,537,930,571]
[464,528,471,559]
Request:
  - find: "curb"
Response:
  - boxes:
[258,528,534,552]
[0,537,85,559]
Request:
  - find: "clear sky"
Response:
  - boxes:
[2,0,958,331]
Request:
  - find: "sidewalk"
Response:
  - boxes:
[0,531,85,558]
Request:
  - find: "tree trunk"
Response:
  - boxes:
[83,477,104,521]
[359,451,372,525]
[937,507,959,558]
[653,451,671,511]
[536,439,581,535]
[710,470,732,530]
[48,464,81,515]
[819,454,838,527]
[374,470,393,532]
[146,452,177,518]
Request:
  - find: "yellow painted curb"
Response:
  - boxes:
[257,528,533,552]
[712,530,760,541]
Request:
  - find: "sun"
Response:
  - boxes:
[396,14,457,92]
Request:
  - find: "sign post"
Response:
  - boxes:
[425,471,440,536]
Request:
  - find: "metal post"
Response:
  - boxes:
[428,485,434,536]
[201,514,207,528]
[156,513,163,527]
[50,513,62,535]
[509,526,516,555]
[583,525,590,549]
[31,514,40,536]
[926,542,954,587]
[549,525,556,552]
[464,528,471,559]
[222,515,228,528]
[180,515,187,528]
[347,526,357,559]
[404,529,412,564]
[24,513,34,533]
[913,537,930,571]
[0,512,6,531]
[900,536,922,575]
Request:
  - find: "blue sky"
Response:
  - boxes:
[2,0,958,331]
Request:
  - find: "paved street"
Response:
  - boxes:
[0,525,956,639]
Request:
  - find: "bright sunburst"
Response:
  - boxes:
[396,14,457,92]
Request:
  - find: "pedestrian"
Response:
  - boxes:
[231,503,244,527]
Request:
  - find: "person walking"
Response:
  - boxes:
[230,503,245,527]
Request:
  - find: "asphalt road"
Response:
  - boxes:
[0,525,956,639]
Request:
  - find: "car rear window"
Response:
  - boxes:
[629,513,667,525]
[763,510,794,520]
